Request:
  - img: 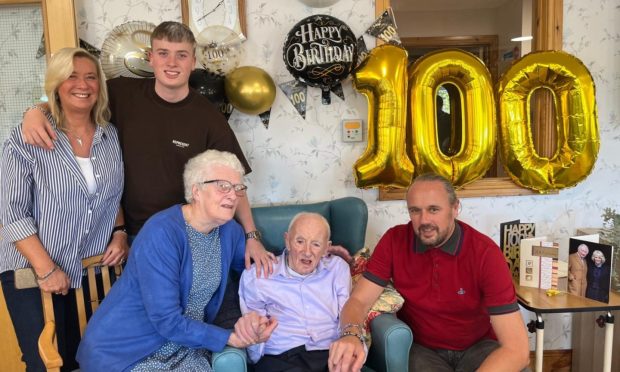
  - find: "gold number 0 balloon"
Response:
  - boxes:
[409,49,496,186]
[352,44,414,188]
[498,51,599,192]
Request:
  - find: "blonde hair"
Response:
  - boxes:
[591,250,606,265]
[45,47,110,129]
[183,150,246,203]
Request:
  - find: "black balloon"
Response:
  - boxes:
[283,14,357,91]
[189,69,226,103]
[189,69,232,119]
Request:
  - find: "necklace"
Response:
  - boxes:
[71,133,84,147]
[65,128,92,147]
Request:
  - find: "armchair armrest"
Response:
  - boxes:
[365,313,413,372]
[38,321,63,371]
[212,346,247,372]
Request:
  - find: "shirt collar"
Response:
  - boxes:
[414,221,462,255]
[274,249,329,279]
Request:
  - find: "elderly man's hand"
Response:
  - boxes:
[229,311,277,348]
[245,238,276,278]
[328,335,366,372]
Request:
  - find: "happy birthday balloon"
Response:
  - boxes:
[283,14,357,101]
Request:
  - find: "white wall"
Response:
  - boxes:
[72,0,620,350]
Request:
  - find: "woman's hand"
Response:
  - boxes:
[228,312,278,348]
[102,232,129,266]
[327,245,353,265]
[38,267,70,295]
[245,239,276,278]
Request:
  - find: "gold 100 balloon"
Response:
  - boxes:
[353,46,599,193]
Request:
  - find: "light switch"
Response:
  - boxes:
[342,119,363,142]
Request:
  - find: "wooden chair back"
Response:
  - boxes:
[38,255,122,372]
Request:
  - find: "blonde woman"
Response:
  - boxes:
[586,250,610,302]
[0,47,124,371]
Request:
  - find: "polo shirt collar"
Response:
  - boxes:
[414,221,462,255]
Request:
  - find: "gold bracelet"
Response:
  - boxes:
[340,323,364,334]
[340,331,366,346]
[33,265,59,282]
[23,104,48,119]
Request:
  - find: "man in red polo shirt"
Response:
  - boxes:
[329,173,530,372]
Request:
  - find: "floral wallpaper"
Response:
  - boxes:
[0,0,615,352]
[0,4,46,142]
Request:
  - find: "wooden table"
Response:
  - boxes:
[514,281,620,372]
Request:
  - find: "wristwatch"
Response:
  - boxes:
[111,225,128,235]
[245,230,262,241]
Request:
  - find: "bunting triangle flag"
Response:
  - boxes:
[259,110,271,129]
[80,39,102,58]
[365,7,401,45]
[331,82,345,101]
[356,36,369,67]
[278,79,308,119]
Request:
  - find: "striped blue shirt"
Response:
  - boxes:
[0,121,124,288]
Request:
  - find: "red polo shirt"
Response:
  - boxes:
[364,221,518,350]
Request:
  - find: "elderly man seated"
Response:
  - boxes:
[239,212,355,372]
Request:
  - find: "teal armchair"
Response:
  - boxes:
[212,197,412,372]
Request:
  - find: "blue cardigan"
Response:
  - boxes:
[77,205,246,371]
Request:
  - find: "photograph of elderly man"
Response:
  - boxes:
[568,243,589,297]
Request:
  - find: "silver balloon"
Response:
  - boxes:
[297,0,341,7]
[100,21,155,79]
[196,26,244,76]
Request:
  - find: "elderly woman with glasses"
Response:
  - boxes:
[77,150,277,372]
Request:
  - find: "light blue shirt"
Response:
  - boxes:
[239,252,351,363]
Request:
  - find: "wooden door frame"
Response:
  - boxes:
[376,0,564,200]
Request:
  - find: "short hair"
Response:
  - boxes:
[151,21,196,52]
[183,150,246,203]
[287,212,331,240]
[577,244,589,253]
[410,173,458,205]
[45,47,110,130]
[591,250,606,264]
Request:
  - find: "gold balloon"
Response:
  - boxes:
[498,51,599,192]
[225,66,276,115]
[352,44,414,188]
[409,49,496,187]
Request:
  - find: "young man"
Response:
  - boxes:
[21,21,274,274]
[328,173,530,372]
[239,213,352,372]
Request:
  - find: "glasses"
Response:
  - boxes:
[201,179,248,196]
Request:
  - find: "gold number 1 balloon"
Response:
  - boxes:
[352,44,414,188]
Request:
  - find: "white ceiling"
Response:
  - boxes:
[390,0,510,12]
